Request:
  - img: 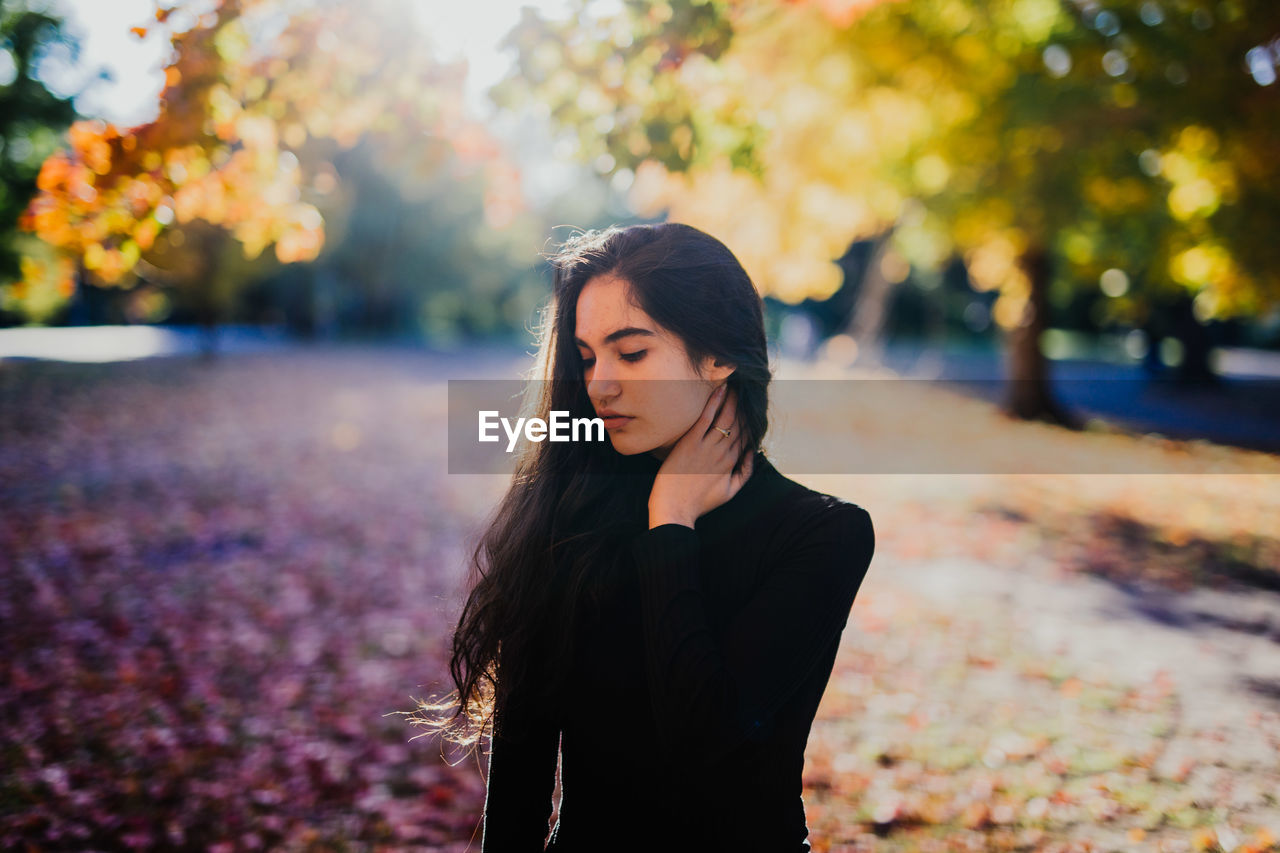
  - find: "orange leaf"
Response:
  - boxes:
[1192,828,1218,852]
[130,26,148,38]
[960,801,989,829]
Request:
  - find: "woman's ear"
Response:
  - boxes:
[701,356,736,383]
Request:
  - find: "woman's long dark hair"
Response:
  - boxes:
[406,222,772,751]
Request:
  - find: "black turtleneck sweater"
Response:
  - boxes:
[480,451,876,852]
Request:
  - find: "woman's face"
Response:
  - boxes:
[575,273,734,460]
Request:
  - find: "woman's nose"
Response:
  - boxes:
[586,364,621,402]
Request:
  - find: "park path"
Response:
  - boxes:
[3,342,1277,851]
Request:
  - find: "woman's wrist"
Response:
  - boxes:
[648,509,696,530]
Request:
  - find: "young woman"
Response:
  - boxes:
[424,222,875,852]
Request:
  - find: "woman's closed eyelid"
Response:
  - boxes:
[580,350,646,365]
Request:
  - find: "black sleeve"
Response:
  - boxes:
[480,690,560,852]
[629,502,874,767]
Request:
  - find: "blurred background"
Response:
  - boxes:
[2,0,1280,850]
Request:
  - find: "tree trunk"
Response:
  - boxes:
[194,227,221,363]
[1003,245,1078,427]
[1170,291,1218,385]
[843,228,897,367]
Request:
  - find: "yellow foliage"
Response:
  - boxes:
[993,287,1029,330]
[1168,179,1220,220]
[1062,230,1094,266]
[1010,0,1060,42]
[1170,244,1227,288]
[913,154,951,195]
[274,223,325,264]
[9,245,75,321]
[1111,82,1136,108]
[134,218,160,251]
[83,242,105,270]
[965,228,1028,298]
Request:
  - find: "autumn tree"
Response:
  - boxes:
[18,0,520,348]
[494,0,1280,423]
[0,0,78,323]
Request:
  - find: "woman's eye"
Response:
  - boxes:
[580,351,644,367]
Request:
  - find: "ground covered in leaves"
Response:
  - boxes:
[2,345,1278,852]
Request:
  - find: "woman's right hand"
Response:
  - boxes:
[646,383,753,530]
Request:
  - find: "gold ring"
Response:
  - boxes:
[715,427,732,438]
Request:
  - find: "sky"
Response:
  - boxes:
[45,0,575,127]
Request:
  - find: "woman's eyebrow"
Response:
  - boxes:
[574,327,656,347]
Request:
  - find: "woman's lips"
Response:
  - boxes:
[601,415,633,430]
